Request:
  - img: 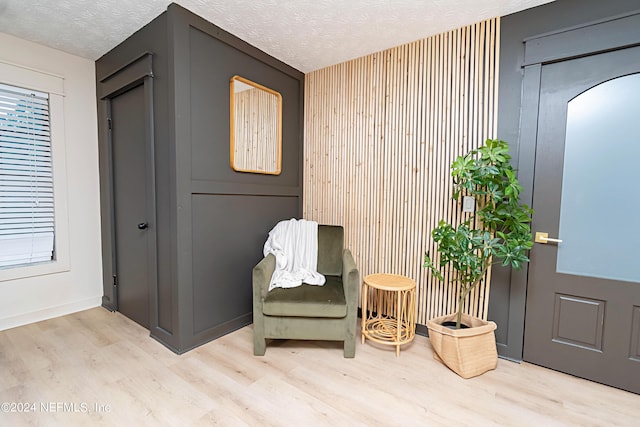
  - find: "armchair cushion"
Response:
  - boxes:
[262,275,346,318]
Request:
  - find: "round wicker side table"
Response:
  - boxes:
[361,273,416,356]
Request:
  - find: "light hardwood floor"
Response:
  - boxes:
[1,307,638,426]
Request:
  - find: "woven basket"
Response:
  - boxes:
[427,313,497,379]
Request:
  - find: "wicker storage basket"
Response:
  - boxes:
[427,313,497,379]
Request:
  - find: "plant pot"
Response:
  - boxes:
[426,313,497,379]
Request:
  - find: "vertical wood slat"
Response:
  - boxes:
[303,18,500,325]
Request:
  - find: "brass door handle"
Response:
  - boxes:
[535,231,563,244]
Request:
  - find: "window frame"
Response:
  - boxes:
[0,61,69,281]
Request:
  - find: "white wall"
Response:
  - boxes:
[0,32,103,330]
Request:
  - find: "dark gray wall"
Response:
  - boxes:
[491,0,640,360]
[191,195,298,334]
[168,5,304,352]
[96,12,177,349]
[97,4,304,353]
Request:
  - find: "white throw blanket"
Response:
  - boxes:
[263,218,326,291]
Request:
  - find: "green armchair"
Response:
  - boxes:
[252,225,359,358]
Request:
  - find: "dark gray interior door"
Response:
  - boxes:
[523,47,640,393]
[111,84,150,329]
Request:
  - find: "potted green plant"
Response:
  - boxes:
[423,139,533,378]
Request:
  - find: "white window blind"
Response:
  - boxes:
[0,82,54,268]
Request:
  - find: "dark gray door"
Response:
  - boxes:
[111,84,150,329]
[523,47,640,393]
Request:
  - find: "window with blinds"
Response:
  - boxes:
[0,82,54,268]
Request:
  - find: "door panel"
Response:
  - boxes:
[552,294,605,351]
[111,84,150,329]
[523,47,640,394]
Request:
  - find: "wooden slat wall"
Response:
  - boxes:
[303,18,500,325]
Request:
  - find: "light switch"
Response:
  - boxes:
[462,196,475,213]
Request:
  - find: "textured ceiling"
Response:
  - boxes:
[0,0,554,72]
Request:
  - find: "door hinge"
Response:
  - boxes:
[107,118,112,130]
[113,274,118,287]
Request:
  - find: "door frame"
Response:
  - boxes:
[97,53,158,329]
[515,11,640,359]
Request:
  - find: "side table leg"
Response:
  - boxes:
[361,283,367,344]
[396,289,401,357]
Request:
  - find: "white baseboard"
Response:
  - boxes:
[0,296,102,331]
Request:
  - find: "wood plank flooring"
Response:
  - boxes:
[0,307,638,426]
